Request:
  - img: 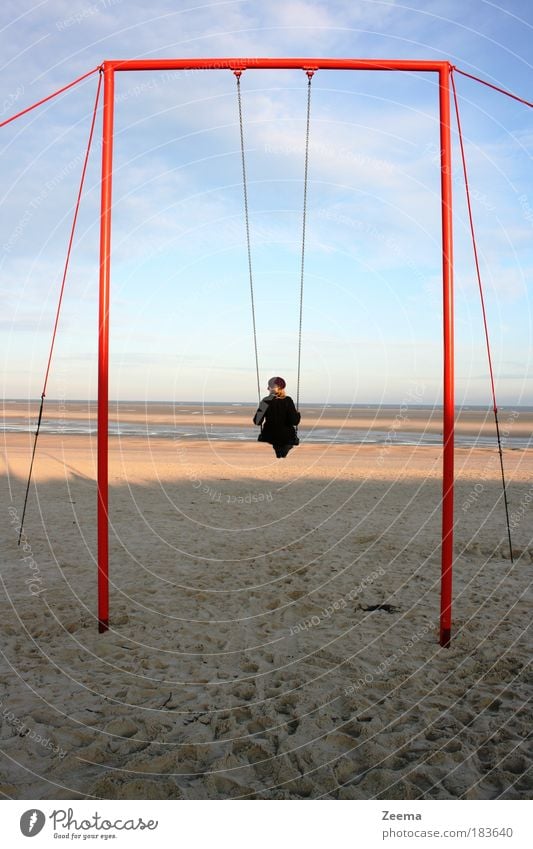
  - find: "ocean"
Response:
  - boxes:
[2,400,532,450]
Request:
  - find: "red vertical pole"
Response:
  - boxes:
[97,63,114,633]
[439,65,454,647]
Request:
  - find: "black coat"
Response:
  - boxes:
[253,396,301,445]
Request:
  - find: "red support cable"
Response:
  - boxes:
[450,72,498,412]
[453,67,533,110]
[450,70,514,563]
[97,64,114,634]
[439,66,455,649]
[0,66,101,129]
[16,72,103,547]
[42,71,103,397]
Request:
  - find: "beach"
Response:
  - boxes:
[1,412,532,800]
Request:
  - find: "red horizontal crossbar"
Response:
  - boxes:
[105,58,450,73]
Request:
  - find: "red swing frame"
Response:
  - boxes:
[96,58,455,646]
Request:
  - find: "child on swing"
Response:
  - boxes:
[253,377,301,458]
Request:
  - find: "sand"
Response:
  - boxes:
[1,432,532,800]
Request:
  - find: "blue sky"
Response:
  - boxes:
[1,0,532,404]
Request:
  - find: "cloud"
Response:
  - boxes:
[273,1,340,31]
[2,0,531,404]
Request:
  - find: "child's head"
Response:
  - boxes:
[268,377,286,398]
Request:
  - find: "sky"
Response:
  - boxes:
[1,0,532,405]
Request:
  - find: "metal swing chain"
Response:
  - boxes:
[296,70,314,416]
[235,71,262,407]
[236,69,313,424]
